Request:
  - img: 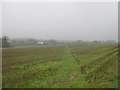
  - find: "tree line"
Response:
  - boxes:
[0,36,116,48]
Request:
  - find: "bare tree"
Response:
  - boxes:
[2,36,11,48]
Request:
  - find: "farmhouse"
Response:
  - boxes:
[37,41,44,45]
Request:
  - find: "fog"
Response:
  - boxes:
[2,2,118,41]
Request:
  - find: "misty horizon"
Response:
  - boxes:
[1,36,117,43]
[2,2,118,41]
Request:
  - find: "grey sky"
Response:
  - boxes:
[2,2,118,41]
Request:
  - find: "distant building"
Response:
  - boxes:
[37,42,44,45]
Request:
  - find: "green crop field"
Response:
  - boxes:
[2,44,118,88]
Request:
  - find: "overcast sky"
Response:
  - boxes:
[2,2,118,41]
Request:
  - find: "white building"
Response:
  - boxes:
[37,42,44,45]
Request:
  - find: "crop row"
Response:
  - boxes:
[80,48,118,74]
[86,53,118,85]
[3,64,61,88]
